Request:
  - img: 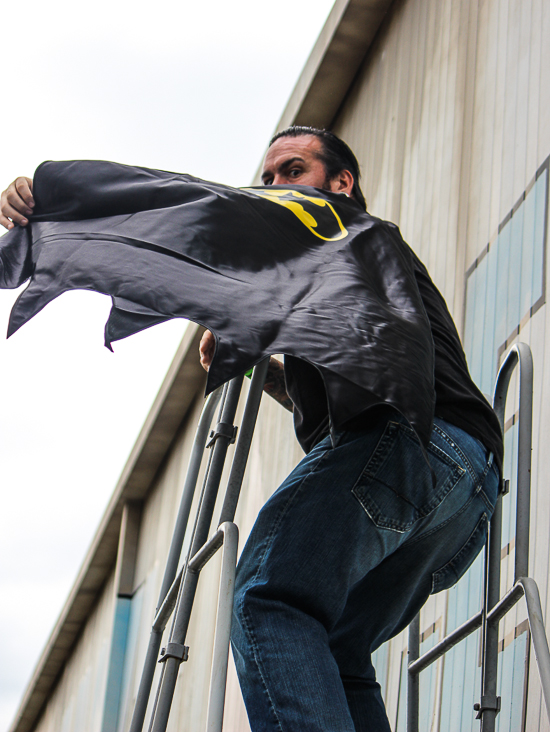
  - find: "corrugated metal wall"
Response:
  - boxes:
[333,0,549,728]
[34,572,115,732]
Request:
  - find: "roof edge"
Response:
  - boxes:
[252,0,394,184]
[274,0,351,133]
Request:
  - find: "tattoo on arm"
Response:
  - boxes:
[263,357,294,412]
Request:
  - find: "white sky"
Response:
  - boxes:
[0,1,335,728]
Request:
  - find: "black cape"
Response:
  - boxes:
[0,160,435,444]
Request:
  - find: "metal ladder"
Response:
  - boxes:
[128,342,550,732]
[128,357,270,732]
[407,343,550,731]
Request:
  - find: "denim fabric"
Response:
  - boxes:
[232,416,499,732]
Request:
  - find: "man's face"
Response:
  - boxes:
[261,135,350,193]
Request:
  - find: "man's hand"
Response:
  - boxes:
[199,329,216,371]
[263,357,294,412]
[0,177,34,230]
[199,329,293,412]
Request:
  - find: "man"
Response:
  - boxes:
[1,127,502,732]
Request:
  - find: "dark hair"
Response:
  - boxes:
[269,126,367,210]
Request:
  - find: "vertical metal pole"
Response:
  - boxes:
[521,578,550,719]
[513,343,533,582]
[407,614,420,732]
[159,387,224,601]
[218,358,269,525]
[129,388,223,732]
[206,522,240,732]
[479,343,533,731]
[477,348,515,732]
[151,376,244,732]
[133,630,166,730]
[480,497,503,732]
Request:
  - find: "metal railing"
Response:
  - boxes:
[407,343,550,731]
[128,358,269,732]
[127,342,550,732]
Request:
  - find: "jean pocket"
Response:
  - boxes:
[431,512,488,594]
[351,421,465,533]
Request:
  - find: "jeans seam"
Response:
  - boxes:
[361,424,397,478]
[478,462,498,511]
[404,487,477,546]
[433,424,479,484]
[249,446,331,583]
[479,453,495,485]
[237,595,284,732]
[479,489,495,512]
[431,511,488,593]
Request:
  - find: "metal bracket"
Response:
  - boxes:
[159,642,189,664]
[473,695,501,719]
[501,478,510,495]
[206,422,238,449]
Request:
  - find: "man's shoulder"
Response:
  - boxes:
[355,211,405,240]
[353,212,416,256]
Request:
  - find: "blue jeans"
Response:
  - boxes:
[231,415,499,732]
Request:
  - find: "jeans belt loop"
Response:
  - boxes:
[479,451,494,485]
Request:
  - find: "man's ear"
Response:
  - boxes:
[330,169,354,197]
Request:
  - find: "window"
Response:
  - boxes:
[464,158,548,395]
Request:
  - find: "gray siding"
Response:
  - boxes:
[34,572,115,732]
[332,0,549,728]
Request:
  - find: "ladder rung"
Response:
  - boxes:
[189,528,225,572]
[151,528,227,632]
[153,568,184,632]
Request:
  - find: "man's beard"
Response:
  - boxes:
[322,174,333,192]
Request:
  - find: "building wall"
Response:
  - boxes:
[332,0,549,728]
[34,571,115,732]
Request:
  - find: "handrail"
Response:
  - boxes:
[129,386,224,732]
[480,343,533,732]
[492,343,533,582]
[129,359,269,732]
[407,343,550,731]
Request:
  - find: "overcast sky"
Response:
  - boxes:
[0,1,335,728]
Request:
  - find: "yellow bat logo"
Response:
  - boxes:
[243,188,349,241]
